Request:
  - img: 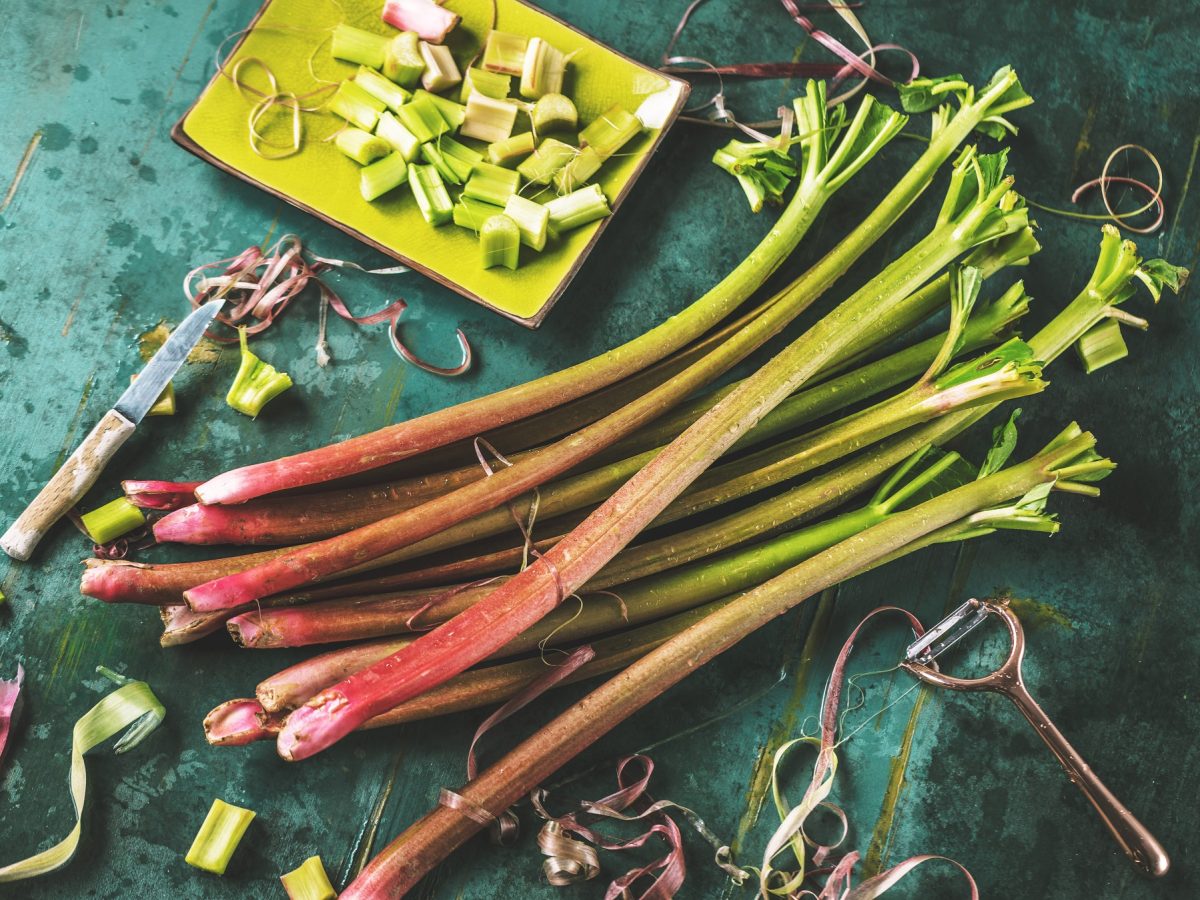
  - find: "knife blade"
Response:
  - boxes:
[0,300,224,561]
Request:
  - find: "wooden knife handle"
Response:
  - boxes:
[1,409,136,561]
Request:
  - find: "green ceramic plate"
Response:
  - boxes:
[172,0,689,327]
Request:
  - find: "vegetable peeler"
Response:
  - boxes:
[902,598,1170,878]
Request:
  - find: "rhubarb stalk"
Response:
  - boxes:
[338,427,1108,896]
[187,105,1030,621]
[273,139,1032,760]
[225,447,976,649]
[154,278,1027,549]
[192,80,915,505]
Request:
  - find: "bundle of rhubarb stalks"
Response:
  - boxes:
[83,69,1185,895]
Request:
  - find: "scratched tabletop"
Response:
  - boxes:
[0,1,1196,897]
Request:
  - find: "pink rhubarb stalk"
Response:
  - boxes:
[122,480,201,511]
[0,665,24,767]
[80,549,290,605]
[381,0,459,43]
[226,580,501,648]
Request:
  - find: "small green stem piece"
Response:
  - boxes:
[412,89,467,129]
[331,24,389,70]
[185,798,255,875]
[1075,318,1129,374]
[355,67,410,113]
[480,214,521,270]
[334,128,391,165]
[418,42,461,93]
[80,497,146,544]
[517,138,577,186]
[502,195,549,250]
[545,184,610,233]
[552,146,602,193]
[408,163,454,225]
[461,67,512,101]
[578,104,641,159]
[226,328,293,418]
[395,95,449,143]
[131,374,175,416]
[328,81,385,131]
[375,111,421,162]
[281,855,337,900]
[383,31,424,88]
[361,152,409,201]
[453,197,504,231]
[482,30,527,75]
[487,132,536,167]
[462,161,520,206]
[460,94,518,143]
[531,93,578,133]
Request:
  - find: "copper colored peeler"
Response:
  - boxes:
[902,598,1170,878]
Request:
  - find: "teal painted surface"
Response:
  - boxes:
[0,1,1195,898]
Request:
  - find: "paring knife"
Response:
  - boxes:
[1,300,224,561]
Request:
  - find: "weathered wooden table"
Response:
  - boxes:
[1,1,1195,897]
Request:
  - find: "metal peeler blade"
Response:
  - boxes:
[904,598,992,666]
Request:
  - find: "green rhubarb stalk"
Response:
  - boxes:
[266,143,1032,760]
[327,81,385,131]
[452,197,504,231]
[334,128,391,165]
[479,215,520,270]
[383,31,424,87]
[226,328,292,418]
[475,225,1037,467]
[487,132,536,167]
[408,164,453,226]
[360,152,408,201]
[375,111,422,162]
[355,66,410,112]
[330,24,389,70]
[607,233,1185,588]
[193,76,923,505]
[185,799,255,875]
[281,856,336,900]
[531,93,578,133]
[1075,318,1128,373]
[337,427,1107,896]
[80,497,146,545]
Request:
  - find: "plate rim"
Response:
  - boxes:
[170,0,691,329]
